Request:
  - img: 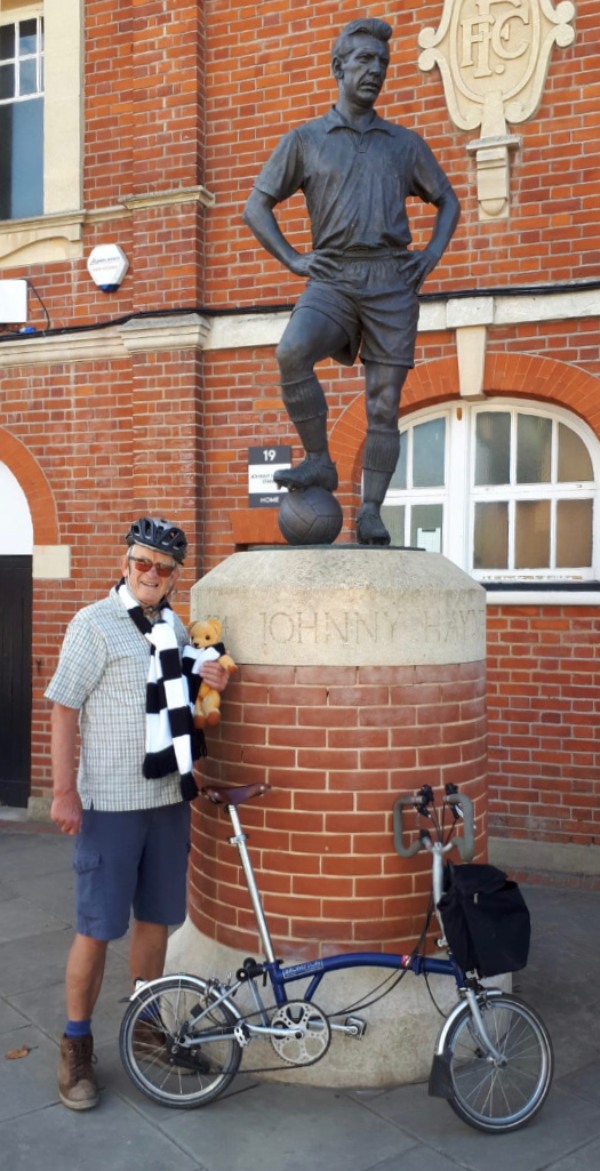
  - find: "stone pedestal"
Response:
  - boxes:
[169,547,488,1086]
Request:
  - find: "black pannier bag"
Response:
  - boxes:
[437,862,531,977]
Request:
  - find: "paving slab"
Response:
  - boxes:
[542,1138,600,1171]
[8,958,130,1048]
[149,1079,421,1171]
[0,996,30,1036]
[2,823,600,1171]
[556,1058,600,1106]
[0,1097,204,1171]
[0,1023,63,1123]
[0,893,72,942]
[367,1080,600,1171]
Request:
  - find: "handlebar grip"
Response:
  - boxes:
[392,796,427,857]
[444,793,475,861]
[393,791,476,860]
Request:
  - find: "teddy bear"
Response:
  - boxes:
[188,617,238,728]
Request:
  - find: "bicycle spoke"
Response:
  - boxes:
[444,995,553,1132]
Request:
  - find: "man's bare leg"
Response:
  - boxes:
[65,933,108,1020]
[129,920,169,984]
[59,934,107,1110]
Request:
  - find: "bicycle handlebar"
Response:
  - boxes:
[393,792,474,862]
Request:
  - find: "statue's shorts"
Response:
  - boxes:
[291,253,420,368]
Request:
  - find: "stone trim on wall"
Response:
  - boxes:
[0,286,598,368]
[417,0,577,220]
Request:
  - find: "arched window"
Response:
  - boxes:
[382,401,598,584]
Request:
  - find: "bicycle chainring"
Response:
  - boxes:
[269,1000,331,1066]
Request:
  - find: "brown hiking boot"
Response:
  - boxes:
[58,1034,99,1110]
[133,1019,169,1066]
[133,1019,211,1075]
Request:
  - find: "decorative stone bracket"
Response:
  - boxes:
[418,0,576,220]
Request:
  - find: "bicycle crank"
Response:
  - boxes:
[269,1000,331,1066]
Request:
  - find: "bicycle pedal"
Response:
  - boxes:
[234,1023,251,1048]
[344,1015,367,1039]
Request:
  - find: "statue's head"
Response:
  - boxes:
[331,18,392,71]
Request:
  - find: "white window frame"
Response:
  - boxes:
[0,0,83,266]
[384,398,600,596]
[0,10,44,99]
[0,10,44,217]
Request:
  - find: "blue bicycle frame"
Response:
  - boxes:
[263,952,465,1007]
[223,792,466,1009]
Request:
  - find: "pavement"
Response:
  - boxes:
[1,816,600,1171]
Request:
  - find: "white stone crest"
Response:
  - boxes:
[418,0,576,219]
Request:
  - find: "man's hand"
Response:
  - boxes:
[200,660,230,693]
[51,791,83,836]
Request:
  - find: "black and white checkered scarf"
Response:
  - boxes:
[117,580,214,801]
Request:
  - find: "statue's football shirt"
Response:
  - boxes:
[253,105,452,259]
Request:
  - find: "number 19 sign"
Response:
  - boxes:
[247,446,291,508]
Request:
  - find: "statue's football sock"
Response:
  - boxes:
[275,376,337,491]
[356,427,400,544]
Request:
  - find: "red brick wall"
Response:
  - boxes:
[0,1,598,866]
[2,1,597,315]
[205,0,597,302]
[189,661,487,956]
[487,605,600,848]
[4,1,207,328]
[21,345,210,806]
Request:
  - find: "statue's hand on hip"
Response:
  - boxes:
[291,252,342,281]
[401,248,440,293]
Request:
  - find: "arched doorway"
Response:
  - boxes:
[0,462,33,807]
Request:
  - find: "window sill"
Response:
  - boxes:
[0,211,84,268]
[484,581,600,605]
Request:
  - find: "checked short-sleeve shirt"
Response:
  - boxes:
[45,587,189,811]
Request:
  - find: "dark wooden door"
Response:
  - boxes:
[0,555,32,807]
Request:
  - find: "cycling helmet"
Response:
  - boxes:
[125,517,188,563]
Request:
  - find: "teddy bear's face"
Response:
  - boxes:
[189,618,222,648]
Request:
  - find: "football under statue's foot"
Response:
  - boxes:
[356,503,391,546]
[274,455,338,493]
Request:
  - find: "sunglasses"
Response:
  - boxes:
[128,555,176,578]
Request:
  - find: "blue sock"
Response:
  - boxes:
[65,1019,92,1039]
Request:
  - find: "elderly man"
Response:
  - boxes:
[243,17,460,545]
[46,517,229,1110]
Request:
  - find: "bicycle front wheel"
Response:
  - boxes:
[443,993,553,1133]
[119,975,241,1108]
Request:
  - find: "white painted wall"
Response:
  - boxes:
[0,463,33,554]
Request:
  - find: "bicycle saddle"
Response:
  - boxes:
[200,783,271,806]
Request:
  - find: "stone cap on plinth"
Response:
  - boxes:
[191,547,485,667]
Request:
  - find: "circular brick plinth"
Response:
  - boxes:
[171,548,488,1085]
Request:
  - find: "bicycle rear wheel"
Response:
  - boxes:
[119,975,241,1108]
[443,993,553,1133]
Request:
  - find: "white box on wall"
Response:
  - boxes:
[0,280,28,324]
